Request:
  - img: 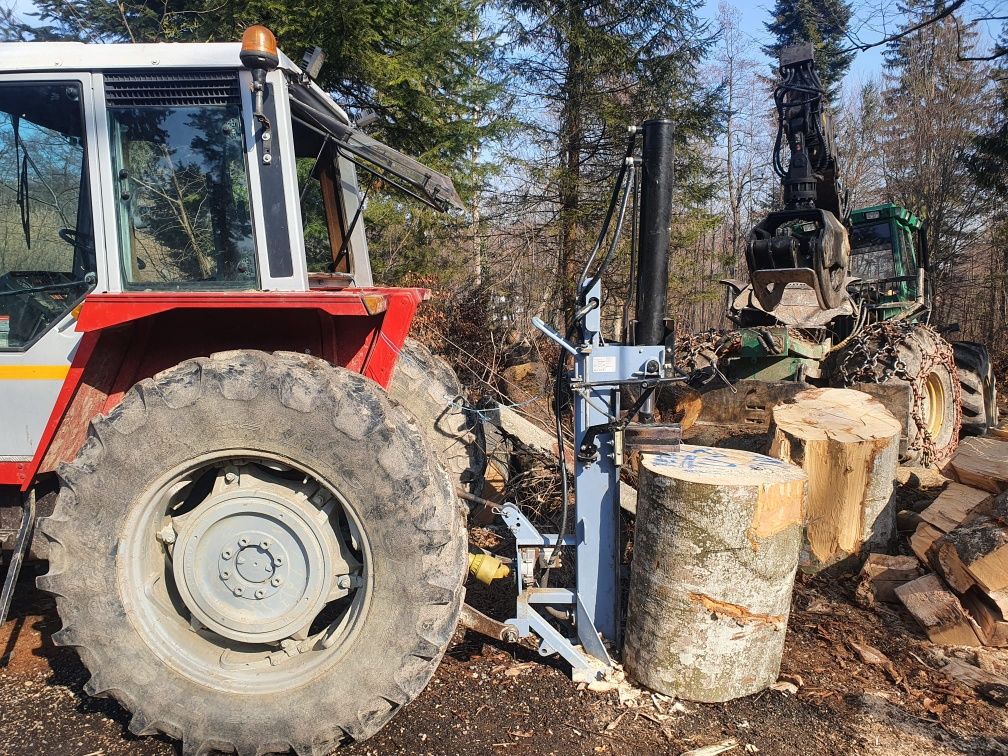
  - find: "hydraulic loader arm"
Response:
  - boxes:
[773,44,846,220]
[746,43,851,313]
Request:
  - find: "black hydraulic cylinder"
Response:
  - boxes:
[634,119,675,346]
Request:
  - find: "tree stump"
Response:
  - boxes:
[624,445,807,703]
[769,387,901,572]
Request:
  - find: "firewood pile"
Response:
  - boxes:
[858,425,1008,649]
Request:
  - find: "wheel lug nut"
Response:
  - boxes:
[221,570,231,579]
[337,575,351,590]
[238,537,248,547]
[271,577,282,587]
[274,556,283,565]
[225,471,237,484]
[233,586,244,596]
[221,548,233,559]
[260,539,270,549]
[254,589,265,599]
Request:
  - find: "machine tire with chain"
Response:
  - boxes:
[835,322,961,467]
[953,341,999,437]
[390,337,485,493]
[37,351,467,754]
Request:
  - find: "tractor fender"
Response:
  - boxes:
[17,289,426,489]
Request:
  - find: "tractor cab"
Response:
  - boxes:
[848,203,928,316]
[0,30,460,342]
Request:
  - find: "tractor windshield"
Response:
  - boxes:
[0,82,96,351]
[850,222,897,282]
[106,72,257,290]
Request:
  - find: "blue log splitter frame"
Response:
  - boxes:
[502,279,669,682]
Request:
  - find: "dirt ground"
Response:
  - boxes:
[1,468,1007,756]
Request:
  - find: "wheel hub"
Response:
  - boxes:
[173,483,344,644]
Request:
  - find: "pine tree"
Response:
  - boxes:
[763,0,855,100]
[968,26,1008,198]
[965,24,1008,348]
[499,0,721,315]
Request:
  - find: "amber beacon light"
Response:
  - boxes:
[240,25,279,71]
[240,25,279,125]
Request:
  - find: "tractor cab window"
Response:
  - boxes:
[297,148,353,279]
[106,72,257,290]
[850,222,897,282]
[0,82,96,351]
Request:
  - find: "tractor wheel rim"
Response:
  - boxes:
[172,488,338,644]
[119,452,372,693]
[924,372,946,440]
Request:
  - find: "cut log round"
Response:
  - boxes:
[769,387,901,572]
[624,445,807,703]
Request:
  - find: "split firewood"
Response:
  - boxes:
[961,589,1008,648]
[919,482,992,533]
[937,515,1008,596]
[910,523,944,567]
[945,436,1008,494]
[895,573,983,646]
[985,589,1008,616]
[911,482,994,576]
[857,553,922,604]
[769,387,901,572]
[933,537,978,594]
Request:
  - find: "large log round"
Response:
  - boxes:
[769,387,901,572]
[624,445,807,703]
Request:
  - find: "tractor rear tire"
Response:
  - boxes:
[38,351,466,754]
[953,341,999,437]
[389,338,485,493]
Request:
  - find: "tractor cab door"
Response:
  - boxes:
[0,73,105,461]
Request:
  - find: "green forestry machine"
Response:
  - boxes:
[687,44,998,466]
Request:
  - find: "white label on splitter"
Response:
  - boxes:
[593,356,617,374]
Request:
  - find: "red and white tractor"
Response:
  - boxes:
[0,27,481,753]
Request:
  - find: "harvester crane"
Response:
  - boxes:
[748,43,851,312]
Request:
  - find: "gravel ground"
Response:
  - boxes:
[2,468,1007,756]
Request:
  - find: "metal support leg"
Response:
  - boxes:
[0,488,35,626]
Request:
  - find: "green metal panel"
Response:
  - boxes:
[724,328,829,383]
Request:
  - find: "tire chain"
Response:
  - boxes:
[838,320,958,467]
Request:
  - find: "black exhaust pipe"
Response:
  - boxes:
[634,119,675,347]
